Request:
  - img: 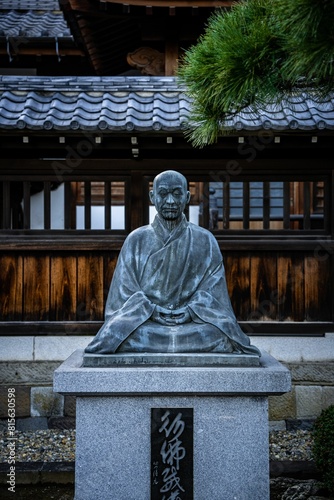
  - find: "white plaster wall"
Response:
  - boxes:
[0,333,333,362]
[252,333,334,363]
[30,183,65,229]
[29,184,125,230]
[76,205,125,229]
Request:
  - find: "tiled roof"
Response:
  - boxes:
[0,0,60,8]
[0,76,333,133]
[226,95,334,132]
[0,0,72,38]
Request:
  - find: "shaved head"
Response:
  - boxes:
[153,170,187,191]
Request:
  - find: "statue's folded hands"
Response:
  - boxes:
[152,305,191,325]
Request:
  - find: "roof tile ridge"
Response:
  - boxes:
[0,75,187,93]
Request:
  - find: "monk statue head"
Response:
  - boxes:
[149,170,191,228]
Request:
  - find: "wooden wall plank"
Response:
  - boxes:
[77,254,104,321]
[103,253,118,307]
[50,256,77,321]
[305,254,332,321]
[0,255,23,320]
[277,253,304,321]
[0,248,333,331]
[250,253,277,320]
[23,255,50,321]
[224,253,251,320]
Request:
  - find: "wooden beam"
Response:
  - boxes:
[0,48,84,56]
[101,0,234,6]
[0,320,330,335]
[66,0,97,13]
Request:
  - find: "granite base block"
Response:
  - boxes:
[54,349,291,500]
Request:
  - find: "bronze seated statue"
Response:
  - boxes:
[85,170,260,356]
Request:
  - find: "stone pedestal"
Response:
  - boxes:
[54,349,291,500]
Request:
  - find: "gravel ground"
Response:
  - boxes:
[0,428,314,463]
[1,429,330,500]
[269,430,314,462]
[0,429,75,463]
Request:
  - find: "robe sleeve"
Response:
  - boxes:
[187,252,261,356]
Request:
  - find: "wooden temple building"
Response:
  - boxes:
[0,0,334,427]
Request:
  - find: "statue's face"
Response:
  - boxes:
[150,172,191,220]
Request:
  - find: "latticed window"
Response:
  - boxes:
[203,180,326,231]
[0,177,329,234]
[0,178,129,232]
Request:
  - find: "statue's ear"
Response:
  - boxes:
[149,190,155,204]
[186,190,191,204]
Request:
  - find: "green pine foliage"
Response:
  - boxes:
[178,0,334,147]
[277,0,334,91]
[312,405,334,495]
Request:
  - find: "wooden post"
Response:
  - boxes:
[165,40,178,76]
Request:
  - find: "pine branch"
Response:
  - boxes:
[178,0,334,147]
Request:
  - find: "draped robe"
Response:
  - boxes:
[85,215,260,356]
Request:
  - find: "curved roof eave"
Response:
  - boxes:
[0,76,333,134]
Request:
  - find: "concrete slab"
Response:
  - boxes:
[54,349,291,397]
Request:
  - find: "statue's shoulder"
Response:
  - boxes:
[123,224,154,244]
[187,222,221,253]
[188,221,217,239]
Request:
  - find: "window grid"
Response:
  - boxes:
[0,178,328,233]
